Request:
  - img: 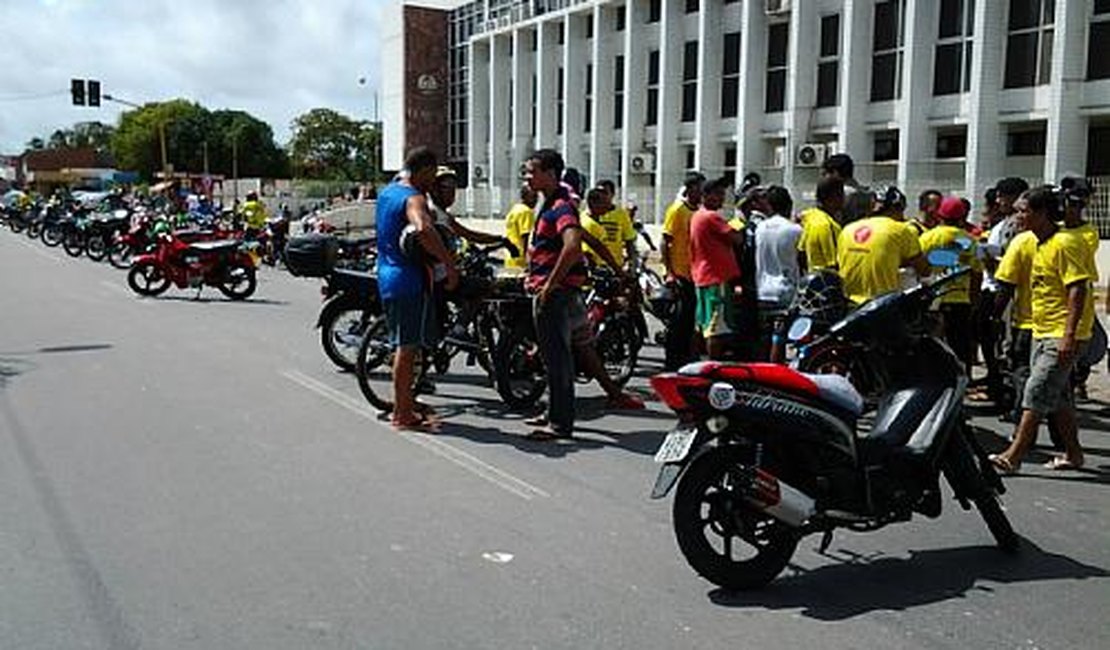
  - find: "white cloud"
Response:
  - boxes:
[0,0,393,152]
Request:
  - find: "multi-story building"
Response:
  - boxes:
[382,0,1110,224]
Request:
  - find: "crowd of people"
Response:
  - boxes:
[375,146,1103,470]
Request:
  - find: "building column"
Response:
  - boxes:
[837,0,871,169]
[784,0,819,190]
[1044,0,1088,182]
[489,33,513,209]
[468,37,491,186]
[897,0,937,197]
[735,0,766,180]
[694,1,723,175]
[535,20,559,147]
[966,0,1005,200]
[655,0,684,211]
[563,12,590,175]
[590,4,616,184]
[512,27,535,183]
[620,0,649,213]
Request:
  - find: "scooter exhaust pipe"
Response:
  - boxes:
[746,468,816,527]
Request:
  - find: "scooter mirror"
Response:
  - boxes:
[927,248,961,268]
[787,316,814,343]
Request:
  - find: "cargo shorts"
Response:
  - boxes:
[1022,337,1089,415]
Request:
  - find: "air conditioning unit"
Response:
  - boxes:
[472,164,487,182]
[765,0,791,14]
[629,153,655,174]
[772,145,787,169]
[796,143,828,167]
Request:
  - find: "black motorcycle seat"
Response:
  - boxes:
[330,268,376,297]
[188,240,241,252]
[338,237,374,249]
[867,384,959,454]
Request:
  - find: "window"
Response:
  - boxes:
[686,0,699,13]
[1090,3,1110,80]
[558,22,565,45]
[682,41,698,123]
[721,31,741,117]
[874,130,900,161]
[1004,0,1054,88]
[871,0,906,101]
[936,129,968,158]
[614,55,625,129]
[766,22,789,113]
[1089,125,1110,175]
[587,19,594,40]
[724,146,737,185]
[817,14,840,107]
[649,0,661,23]
[557,68,565,135]
[934,0,975,95]
[585,64,593,133]
[647,50,660,126]
[685,148,696,171]
[1007,125,1047,156]
[616,7,626,32]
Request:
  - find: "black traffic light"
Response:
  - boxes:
[87,80,100,107]
[71,78,86,106]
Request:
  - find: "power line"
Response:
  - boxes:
[0,89,69,103]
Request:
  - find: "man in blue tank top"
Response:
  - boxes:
[376,147,458,429]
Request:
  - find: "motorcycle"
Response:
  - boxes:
[84,210,132,262]
[648,255,1017,590]
[586,266,642,387]
[631,222,675,345]
[318,266,382,372]
[127,232,258,300]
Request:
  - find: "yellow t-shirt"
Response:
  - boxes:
[240,200,267,229]
[837,216,922,305]
[662,200,695,279]
[797,207,842,271]
[995,230,1036,330]
[918,225,982,304]
[1063,222,1100,281]
[1030,230,1096,340]
[503,202,535,268]
[582,206,636,267]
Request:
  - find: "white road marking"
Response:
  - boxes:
[281,369,551,501]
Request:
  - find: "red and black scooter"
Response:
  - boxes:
[126,232,257,300]
[649,259,1017,590]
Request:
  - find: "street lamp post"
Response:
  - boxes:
[104,93,169,179]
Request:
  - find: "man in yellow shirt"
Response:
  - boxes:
[837,213,927,306]
[581,186,637,268]
[798,177,844,271]
[919,196,982,372]
[661,172,704,369]
[1058,176,1101,401]
[994,227,1036,422]
[503,185,538,269]
[990,186,1094,473]
[239,191,268,236]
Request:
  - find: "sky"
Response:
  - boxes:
[0,0,392,152]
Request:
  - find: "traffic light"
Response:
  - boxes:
[71,79,85,106]
[87,80,100,107]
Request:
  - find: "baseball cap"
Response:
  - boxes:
[937,195,968,222]
[435,166,457,180]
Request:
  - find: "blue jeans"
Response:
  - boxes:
[534,289,577,433]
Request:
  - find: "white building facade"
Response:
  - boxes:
[385,0,1110,224]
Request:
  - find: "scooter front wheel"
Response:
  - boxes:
[672,446,799,590]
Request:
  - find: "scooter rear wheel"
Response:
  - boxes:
[673,446,799,590]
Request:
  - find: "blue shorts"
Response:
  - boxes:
[384,293,438,349]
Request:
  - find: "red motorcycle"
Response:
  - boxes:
[126,232,258,300]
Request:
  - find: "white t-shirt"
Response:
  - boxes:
[980,215,1019,292]
[756,214,803,306]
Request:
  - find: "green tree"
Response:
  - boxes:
[41,122,116,152]
[110,99,288,181]
[289,108,379,181]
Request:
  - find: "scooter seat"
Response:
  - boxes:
[679,362,864,416]
[188,239,241,252]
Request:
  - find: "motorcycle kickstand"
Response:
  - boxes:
[817,530,835,556]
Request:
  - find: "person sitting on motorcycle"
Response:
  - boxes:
[582,186,638,270]
[504,184,538,269]
[239,191,268,238]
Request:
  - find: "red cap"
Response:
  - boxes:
[937,195,968,222]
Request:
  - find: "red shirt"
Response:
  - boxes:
[690,208,741,288]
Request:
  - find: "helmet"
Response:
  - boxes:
[794,269,848,328]
[875,185,907,215]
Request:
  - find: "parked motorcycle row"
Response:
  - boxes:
[5,204,1018,591]
[0,197,296,301]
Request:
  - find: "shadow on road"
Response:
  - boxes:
[140,295,289,306]
[708,537,1108,621]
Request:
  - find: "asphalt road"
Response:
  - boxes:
[1,230,1108,650]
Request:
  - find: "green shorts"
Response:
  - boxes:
[695,284,740,339]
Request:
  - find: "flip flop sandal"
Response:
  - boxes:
[527,426,572,441]
[988,453,1021,475]
[1043,456,1083,471]
[392,412,439,433]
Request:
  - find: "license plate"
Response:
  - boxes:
[654,427,697,464]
